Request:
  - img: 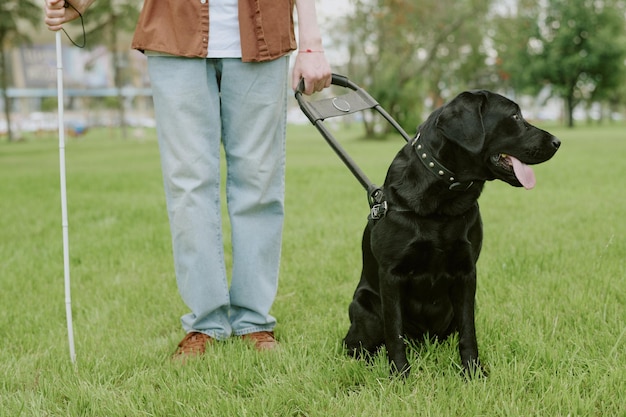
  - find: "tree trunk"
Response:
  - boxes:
[565,93,575,128]
[1,47,14,142]
[111,15,127,139]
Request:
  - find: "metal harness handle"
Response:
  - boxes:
[295,74,413,219]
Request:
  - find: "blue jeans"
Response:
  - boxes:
[147,56,289,340]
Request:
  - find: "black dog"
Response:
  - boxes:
[343,90,560,377]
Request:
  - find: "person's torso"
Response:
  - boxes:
[131,0,297,62]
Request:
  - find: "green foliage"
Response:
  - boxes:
[336,0,626,132]
[0,0,41,142]
[494,0,626,127]
[338,0,493,134]
[79,0,140,47]
[0,0,40,43]
[66,0,142,139]
[39,97,59,113]
[0,124,624,415]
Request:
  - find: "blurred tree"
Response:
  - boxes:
[336,0,493,137]
[494,0,626,127]
[603,68,626,122]
[587,1,626,123]
[0,0,40,142]
[69,0,140,138]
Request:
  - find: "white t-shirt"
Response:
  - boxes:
[207,0,242,58]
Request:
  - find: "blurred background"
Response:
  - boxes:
[2,0,625,141]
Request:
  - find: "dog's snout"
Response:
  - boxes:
[551,136,561,150]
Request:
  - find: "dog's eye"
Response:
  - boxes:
[512,114,521,121]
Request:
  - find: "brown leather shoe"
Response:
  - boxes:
[172,332,213,361]
[241,331,279,351]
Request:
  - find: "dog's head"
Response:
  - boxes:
[435,90,561,189]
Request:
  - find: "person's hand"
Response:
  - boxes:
[291,51,332,95]
[44,0,83,31]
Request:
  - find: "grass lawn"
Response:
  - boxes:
[0,121,624,416]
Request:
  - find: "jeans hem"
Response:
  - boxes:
[232,326,276,337]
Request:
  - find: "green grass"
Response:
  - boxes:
[0,121,624,416]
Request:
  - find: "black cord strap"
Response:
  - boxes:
[62,0,86,48]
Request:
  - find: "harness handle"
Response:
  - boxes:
[295,74,410,218]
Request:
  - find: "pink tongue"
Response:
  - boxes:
[509,156,536,190]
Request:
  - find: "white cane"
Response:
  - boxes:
[56,30,76,364]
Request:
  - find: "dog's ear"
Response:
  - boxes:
[436,91,487,154]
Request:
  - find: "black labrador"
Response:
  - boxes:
[343,90,560,377]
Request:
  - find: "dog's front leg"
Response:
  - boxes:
[380,275,409,377]
[451,274,483,377]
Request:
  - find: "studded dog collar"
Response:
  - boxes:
[412,133,474,191]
